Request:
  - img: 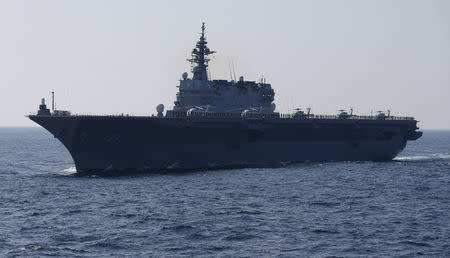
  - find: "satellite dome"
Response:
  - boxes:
[156,104,164,114]
[182,72,188,80]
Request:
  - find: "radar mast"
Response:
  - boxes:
[188,23,215,81]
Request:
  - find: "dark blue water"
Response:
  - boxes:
[0,128,449,257]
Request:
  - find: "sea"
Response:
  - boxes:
[0,127,449,257]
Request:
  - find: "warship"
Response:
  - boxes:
[29,23,422,173]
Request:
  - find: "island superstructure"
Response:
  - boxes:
[172,23,275,115]
[29,23,422,173]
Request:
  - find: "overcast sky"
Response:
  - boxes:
[0,0,449,129]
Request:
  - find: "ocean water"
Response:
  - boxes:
[0,128,449,257]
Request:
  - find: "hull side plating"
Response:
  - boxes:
[29,115,416,173]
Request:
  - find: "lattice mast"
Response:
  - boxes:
[188,23,215,80]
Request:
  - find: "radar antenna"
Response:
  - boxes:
[228,58,233,81]
[51,91,55,112]
[188,22,215,81]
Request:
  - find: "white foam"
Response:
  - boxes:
[394,153,450,161]
[279,161,292,166]
[61,166,77,175]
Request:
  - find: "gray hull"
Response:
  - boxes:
[29,115,421,173]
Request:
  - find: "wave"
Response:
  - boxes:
[61,166,77,175]
[394,153,450,162]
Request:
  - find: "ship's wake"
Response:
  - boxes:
[54,153,450,177]
[394,153,450,163]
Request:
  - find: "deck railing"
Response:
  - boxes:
[181,111,414,121]
[278,113,415,121]
[32,111,415,121]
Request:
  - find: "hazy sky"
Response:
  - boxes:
[1,0,449,129]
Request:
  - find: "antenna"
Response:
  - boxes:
[350,107,353,116]
[231,58,236,81]
[188,23,215,81]
[51,91,55,111]
[228,58,233,81]
[286,96,291,112]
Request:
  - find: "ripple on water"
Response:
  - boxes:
[224,233,259,241]
[1,129,449,256]
[236,209,263,215]
[309,201,341,208]
[311,228,340,234]
[162,224,194,233]
[401,240,432,248]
